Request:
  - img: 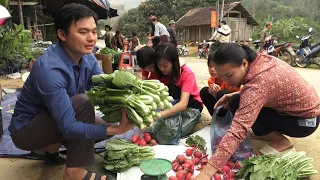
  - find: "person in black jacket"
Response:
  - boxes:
[167,20,177,47]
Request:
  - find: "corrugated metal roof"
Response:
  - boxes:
[9,1,38,6]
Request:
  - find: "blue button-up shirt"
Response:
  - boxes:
[9,43,108,140]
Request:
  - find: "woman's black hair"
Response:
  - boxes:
[213,43,257,66]
[136,46,155,68]
[207,51,215,66]
[154,43,180,82]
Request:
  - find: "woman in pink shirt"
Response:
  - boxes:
[195,43,320,180]
[154,43,203,119]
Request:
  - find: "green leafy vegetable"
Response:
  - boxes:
[87,70,173,129]
[237,150,318,180]
[186,135,207,151]
[103,139,155,172]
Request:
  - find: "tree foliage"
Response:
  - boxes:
[117,0,320,44]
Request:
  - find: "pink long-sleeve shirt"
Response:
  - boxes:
[209,53,320,170]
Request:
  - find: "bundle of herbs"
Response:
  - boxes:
[186,135,207,151]
[87,70,174,129]
[236,150,318,180]
[103,139,155,172]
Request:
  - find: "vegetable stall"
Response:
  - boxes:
[87,70,318,180]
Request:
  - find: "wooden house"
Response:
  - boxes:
[176,2,259,42]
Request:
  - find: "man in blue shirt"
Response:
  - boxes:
[9,3,134,180]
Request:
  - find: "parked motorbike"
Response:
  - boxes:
[294,27,320,68]
[197,41,209,58]
[177,44,189,56]
[254,37,295,66]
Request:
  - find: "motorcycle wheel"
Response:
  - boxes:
[182,51,189,56]
[294,56,310,68]
[278,49,293,66]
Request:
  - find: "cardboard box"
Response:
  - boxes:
[94,54,113,74]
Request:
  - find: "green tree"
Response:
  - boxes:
[0,0,8,7]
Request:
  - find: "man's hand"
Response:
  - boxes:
[119,109,135,133]
[106,109,135,135]
[208,84,220,97]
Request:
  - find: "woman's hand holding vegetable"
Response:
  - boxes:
[158,92,190,120]
[194,163,218,180]
[106,109,135,135]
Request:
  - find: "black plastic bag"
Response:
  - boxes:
[152,108,201,145]
[152,112,182,145]
[181,108,201,137]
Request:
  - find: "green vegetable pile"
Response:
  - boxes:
[186,135,207,151]
[237,150,318,180]
[99,47,119,56]
[99,47,121,64]
[103,139,155,172]
[87,70,174,129]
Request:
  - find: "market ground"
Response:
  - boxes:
[0,57,319,180]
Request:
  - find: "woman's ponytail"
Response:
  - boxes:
[241,44,256,63]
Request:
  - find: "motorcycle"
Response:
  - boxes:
[177,44,189,56]
[197,41,209,59]
[254,37,295,66]
[294,27,320,68]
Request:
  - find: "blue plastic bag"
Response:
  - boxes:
[210,108,253,162]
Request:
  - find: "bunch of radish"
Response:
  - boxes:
[213,160,240,180]
[185,147,209,170]
[131,133,157,146]
[169,148,208,180]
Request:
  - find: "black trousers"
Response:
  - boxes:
[200,87,230,115]
[12,94,110,167]
[168,84,203,112]
[229,95,320,137]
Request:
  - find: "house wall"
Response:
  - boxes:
[178,11,254,42]
[227,17,253,41]
[180,25,213,42]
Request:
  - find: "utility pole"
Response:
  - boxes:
[17,0,24,27]
[252,0,255,18]
[216,0,219,24]
[220,0,225,21]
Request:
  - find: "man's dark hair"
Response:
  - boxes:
[148,10,156,17]
[105,25,112,30]
[151,17,158,22]
[136,46,155,68]
[220,20,227,25]
[266,22,272,28]
[54,3,98,40]
[154,43,180,82]
[132,32,137,36]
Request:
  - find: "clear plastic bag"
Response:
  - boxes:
[210,109,253,162]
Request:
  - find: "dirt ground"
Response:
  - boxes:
[0,63,319,179]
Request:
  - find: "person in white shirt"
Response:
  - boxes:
[148,17,170,45]
[210,20,231,43]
